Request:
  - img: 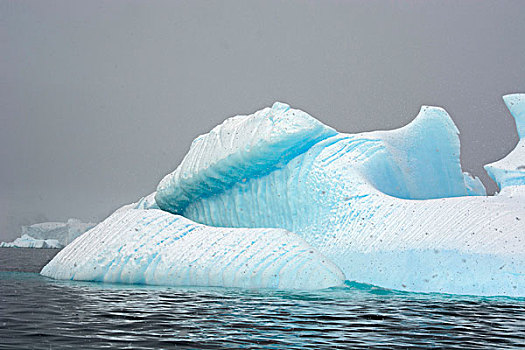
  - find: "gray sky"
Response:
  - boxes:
[1,0,524,240]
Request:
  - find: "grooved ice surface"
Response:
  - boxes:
[43,95,525,295]
[41,208,345,290]
[156,102,337,214]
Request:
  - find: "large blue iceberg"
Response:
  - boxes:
[42,94,525,296]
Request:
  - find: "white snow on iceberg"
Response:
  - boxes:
[42,94,525,296]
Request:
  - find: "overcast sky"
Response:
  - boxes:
[1,0,524,240]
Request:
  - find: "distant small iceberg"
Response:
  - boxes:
[1,219,96,249]
[0,234,62,249]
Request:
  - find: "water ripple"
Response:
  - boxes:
[1,248,525,349]
[1,272,524,349]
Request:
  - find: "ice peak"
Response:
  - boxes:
[416,105,459,134]
[484,93,525,191]
[503,93,525,139]
[271,101,290,113]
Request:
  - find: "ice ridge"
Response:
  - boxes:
[155,102,336,214]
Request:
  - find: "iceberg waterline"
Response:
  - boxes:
[42,94,525,295]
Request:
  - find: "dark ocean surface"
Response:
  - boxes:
[0,247,524,349]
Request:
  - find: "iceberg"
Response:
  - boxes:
[16,219,95,247]
[1,234,62,249]
[1,219,96,249]
[42,94,525,296]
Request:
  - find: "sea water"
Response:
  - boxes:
[1,248,524,349]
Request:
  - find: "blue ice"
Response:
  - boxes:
[42,94,525,296]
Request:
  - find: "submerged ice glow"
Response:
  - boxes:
[42,94,525,296]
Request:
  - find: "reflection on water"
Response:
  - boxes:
[0,249,524,349]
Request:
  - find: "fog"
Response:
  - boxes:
[1,0,524,240]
